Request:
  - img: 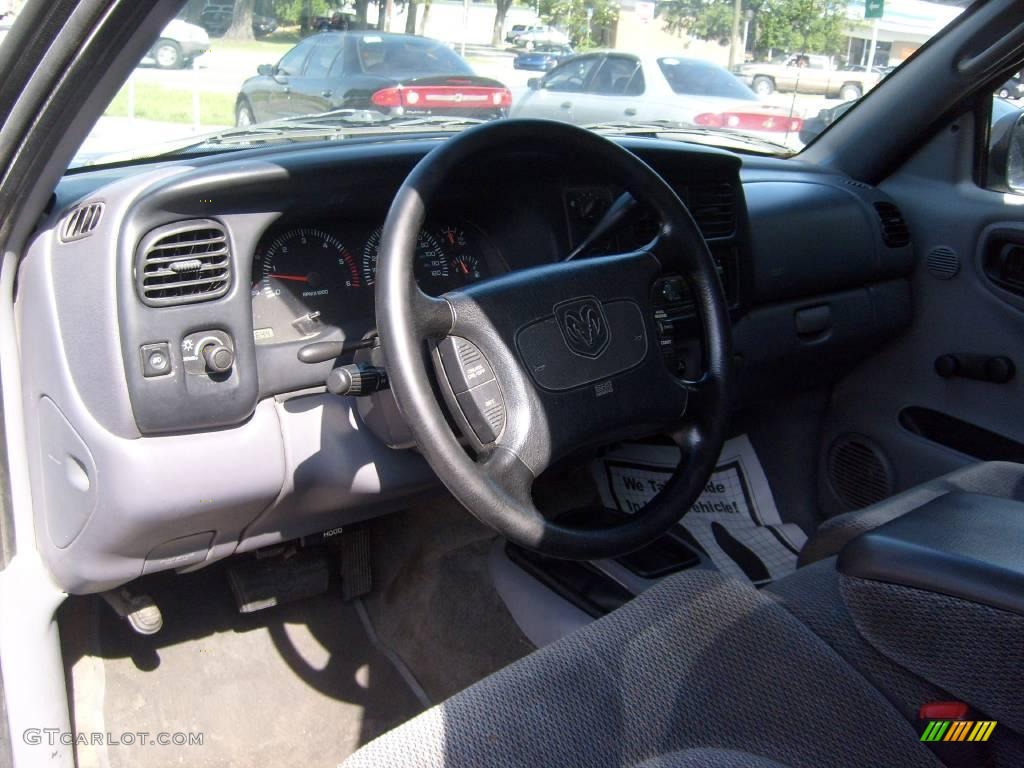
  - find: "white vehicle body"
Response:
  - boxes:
[512,52,803,145]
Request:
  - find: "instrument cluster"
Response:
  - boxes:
[251,219,502,345]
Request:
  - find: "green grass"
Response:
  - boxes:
[209,26,302,58]
[104,83,236,126]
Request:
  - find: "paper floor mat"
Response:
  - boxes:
[594,435,806,584]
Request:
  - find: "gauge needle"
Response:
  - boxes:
[270,273,310,283]
[457,260,469,275]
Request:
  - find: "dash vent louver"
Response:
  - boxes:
[689,182,736,240]
[873,201,911,248]
[137,220,231,307]
[60,202,104,242]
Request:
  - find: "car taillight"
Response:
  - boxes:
[695,112,803,132]
[371,87,402,107]
[371,86,512,109]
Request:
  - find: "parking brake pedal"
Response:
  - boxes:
[101,588,163,635]
[228,552,330,614]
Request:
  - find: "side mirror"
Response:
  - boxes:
[257,63,275,77]
[989,110,1024,194]
[527,77,542,90]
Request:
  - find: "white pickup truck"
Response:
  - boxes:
[739,55,880,100]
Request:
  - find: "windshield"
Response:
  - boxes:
[0,0,977,167]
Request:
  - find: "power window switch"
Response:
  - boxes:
[140,343,172,377]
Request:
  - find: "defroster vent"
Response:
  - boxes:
[137,220,231,306]
[873,202,911,248]
[689,182,736,240]
[60,202,104,242]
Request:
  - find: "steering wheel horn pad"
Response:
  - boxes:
[376,120,733,560]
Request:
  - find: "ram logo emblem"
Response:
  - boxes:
[556,298,610,358]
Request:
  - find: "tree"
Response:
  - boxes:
[756,0,846,55]
[657,0,845,56]
[225,0,256,39]
[539,0,619,48]
[657,0,734,43]
[492,0,515,46]
[406,0,419,34]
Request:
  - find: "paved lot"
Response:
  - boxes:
[79,43,843,164]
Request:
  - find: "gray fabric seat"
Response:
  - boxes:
[345,570,939,768]
[799,461,1024,566]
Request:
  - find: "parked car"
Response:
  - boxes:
[739,53,880,99]
[513,44,574,72]
[143,18,210,69]
[512,53,802,142]
[997,73,1024,99]
[505,24,537,44]
[235,31,511,126]
[197,2,276,37]
[800,92,1023,146]
[798,100,856,145]
[513,26,571,50]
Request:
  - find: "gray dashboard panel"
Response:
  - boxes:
[17,161,440,593]
[237,394,438,553]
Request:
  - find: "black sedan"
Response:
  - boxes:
[235,32,511,126]
[513,44,574,72]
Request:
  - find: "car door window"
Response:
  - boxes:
[277,37,317,77]
[589,55,644,96]
[543,56,602,93]
[305,37,342,79]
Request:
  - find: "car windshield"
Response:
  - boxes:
[0,0,977,167]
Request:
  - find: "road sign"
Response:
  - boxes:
[865,0,884,19]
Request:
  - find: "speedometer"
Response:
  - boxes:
[361,227,451,295]
[251,227,361,343]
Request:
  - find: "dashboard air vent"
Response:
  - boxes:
[689,182,736,240]
[137,220,231,306]
[873,202,911,248]
[60,202,104,242]
[841,178,872,190]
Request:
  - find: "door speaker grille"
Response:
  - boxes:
[926,246,960,279]
[827,434,894,510]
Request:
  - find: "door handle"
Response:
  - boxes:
[560,101,572,109]
[321,90,333,98]
[624,107,637,116]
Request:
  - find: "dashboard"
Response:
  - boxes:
[251,219,505,346]
[20,136,914,594]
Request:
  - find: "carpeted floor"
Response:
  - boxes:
[363,500,536,703]
[60,560,424,768]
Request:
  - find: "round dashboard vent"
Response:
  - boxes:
[827,434,894,511]
[926,246,960,280]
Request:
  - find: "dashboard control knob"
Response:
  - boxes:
[327,363,389,397]
[201,343,234,374]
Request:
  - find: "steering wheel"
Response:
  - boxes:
[375,120,732,560]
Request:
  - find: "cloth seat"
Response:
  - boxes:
[345,569,939,768]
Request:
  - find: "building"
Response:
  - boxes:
[845,0,964,67]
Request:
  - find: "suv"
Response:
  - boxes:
[739,53,881,99]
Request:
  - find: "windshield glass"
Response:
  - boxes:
[0,0,977,167]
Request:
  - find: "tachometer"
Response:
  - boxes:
[361,227,451,295]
